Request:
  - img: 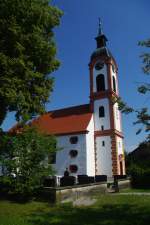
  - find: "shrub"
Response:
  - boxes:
[78,175,95,184]
[43,177,56,187]
[130,164,150,189]
[95,175,107,182]
[60,176,76,187]
[0,127,57,197]
[114,175,127,180]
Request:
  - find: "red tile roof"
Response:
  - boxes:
[31,104,92,136]
[8,104,92,135]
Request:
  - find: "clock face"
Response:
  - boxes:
[95,61,104,70]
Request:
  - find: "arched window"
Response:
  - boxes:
[113,76,116,93]
[96,74,105,92]
[99,106,105,117]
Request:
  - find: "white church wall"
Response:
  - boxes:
[93,62,108,92]
[86,116,95,176]
[96,136,112,177]
[114,102,122,132]
[54,134,87,176]
[94,98,110,131]
[111,66,119,95]
[117,136,124,155]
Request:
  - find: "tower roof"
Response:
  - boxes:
[95,18,108,49]
[90,19,117,66]
[90,47,112,61]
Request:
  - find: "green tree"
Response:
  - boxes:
[0,126,57,196]
[0,0,62,125]
[135,39,150,139]
[117,39,150,141]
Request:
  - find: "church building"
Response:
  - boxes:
[26,22,126,177]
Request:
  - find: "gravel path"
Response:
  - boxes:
[62,192,150,206]
[73,197,97,206]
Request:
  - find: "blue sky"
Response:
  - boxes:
[2,0,150,152]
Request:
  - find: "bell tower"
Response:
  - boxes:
[89,20,125,177]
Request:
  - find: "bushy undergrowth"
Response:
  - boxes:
[129,164,150,189]
[0,127,57,200]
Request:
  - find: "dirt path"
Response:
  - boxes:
[73,197,97,206]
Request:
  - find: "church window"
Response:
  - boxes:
[70,136,78,144]
[102,141,105,146]
[69,165,78,173]
[96,74,105,92]
[113,76,116,93]
[99,106,105,118]
[69,150,78,158]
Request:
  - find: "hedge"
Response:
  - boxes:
[130,165,150,189]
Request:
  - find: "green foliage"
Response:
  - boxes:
[138,84,150,94]
[135,39,150,139]
[134,108,150,137]
[138,39,150,75]
[126,142,150,169]
[1,196,150,225]
[117,38,150,140]
[113,96,134,114]
[129,164,150,189]
[0,0,63,125]
[126,141,150,188]
[0,126,57,196]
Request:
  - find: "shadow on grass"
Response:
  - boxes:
[27,201,150,225]
[0,189,52,204]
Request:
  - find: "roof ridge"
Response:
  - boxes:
[47,103,90,114]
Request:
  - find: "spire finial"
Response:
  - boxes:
[98,18,103,36]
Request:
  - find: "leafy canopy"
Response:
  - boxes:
[0,126,57,195]
[0,0,62,125]
[117,39,150,141]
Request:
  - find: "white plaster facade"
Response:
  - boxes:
[55,134,87,176]
[117,136,124,155]
[95,136,112,177]
[86,116,95,176]
[114,102,122,132]
[94,98,110,131]
[54,116,95,176]
[111,67,119,95]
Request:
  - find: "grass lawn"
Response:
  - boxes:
[120,188,150,193]
[0,195,150,225]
